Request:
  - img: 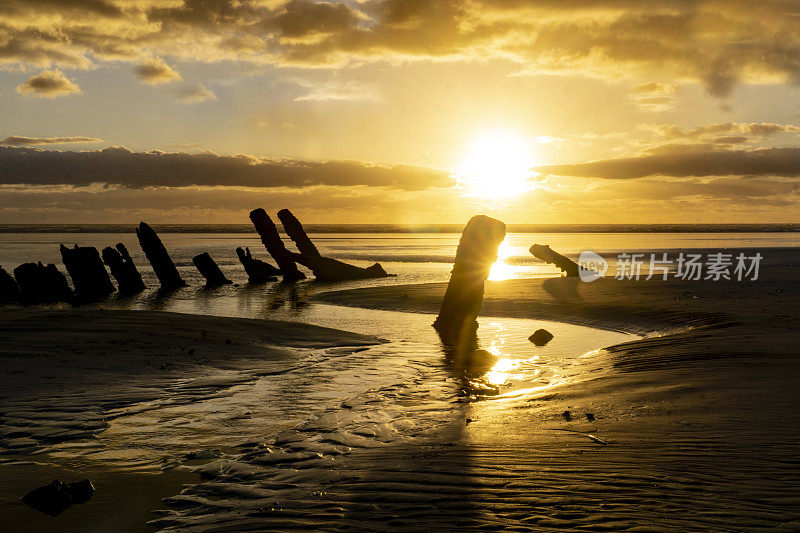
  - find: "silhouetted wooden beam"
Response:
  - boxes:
[102,243,146,295]
[13,262,73,304]
[236,247,279,284]
[530,244,579,277]
[277,208,321,257]
[136,222,187,291]
[0,266,20,303]
[433,215,506,344]
[249,208,306,282]
[192,252,232,287]
[60,244,115,303]
[290,253,392,282]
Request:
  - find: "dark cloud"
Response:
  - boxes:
[0,146,455,190]
[537,147,800,179]
[134,58,181,85]
[15,69,81,97]
[0,135,102,146]
[5,1,800,96]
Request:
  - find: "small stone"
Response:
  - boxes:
[22,478,94,516]
[562,410,572,421]
[529,329,554,346]
[586,413,596,422]
[225,339,232,345]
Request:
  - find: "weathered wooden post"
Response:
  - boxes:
[0,266,20,303]
[249,208,306,282]
[60,244,115,302]
[235,247,279,283]
[135,222,187,291]
[14,262,73,304]
[102,243,146,295]
[277,208,321,257]
[192,252,232,287]
[433,215,506,345]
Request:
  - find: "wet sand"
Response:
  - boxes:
[0,309,380,532]
[2,249,799,531]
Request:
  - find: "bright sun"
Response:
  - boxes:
[457,130,537,199]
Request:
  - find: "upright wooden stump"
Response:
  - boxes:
[192,252,232,287]
[0,266,20,303]
[249,208,305,282]
[60,244,115,303]
[277,208,321,257]
[135,222,186,291]
[102,243,146,295]
[433,215,506,345]
[14,262,73,304]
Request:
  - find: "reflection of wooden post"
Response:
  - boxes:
[236,247,279,283]
[192,252,232,287]
[0,266,20,303]
[249,208,305,282]
[60,244,115,302]
[530,244,579,277]
[277,209,321,257]
[433,215,506,344]
[136,222,187,291]
[102,243,146,295]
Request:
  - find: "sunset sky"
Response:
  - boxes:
[1,0,799,223]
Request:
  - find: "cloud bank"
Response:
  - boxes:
[0,135,102,146]
[5,1,800,96]
[0,146,455,190]
[537,147,800,179]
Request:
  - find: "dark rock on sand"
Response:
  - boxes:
[562,410,572,421]
[529,328,554,346]
[22,478,95,516]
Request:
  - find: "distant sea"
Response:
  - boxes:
[1,223,799,233]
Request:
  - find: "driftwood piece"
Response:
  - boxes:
[279,209,393,281]
[136,222,187,291]
[433,215,506,344]
[530,244,579,277]
[249,208,305,282]
[236,247,279,283]
[0,266,20,302]
[13,262,73,304]
[192,252,232,287]
[277,208,321,257]
[60,244,115,302]
[102,243,146,295]
[290,253,392,282]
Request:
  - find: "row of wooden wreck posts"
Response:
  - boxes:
[0,209,392,305]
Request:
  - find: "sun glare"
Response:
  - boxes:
[489,238,515,281]
[458,130,537,199]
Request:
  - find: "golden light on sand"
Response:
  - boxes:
[457,130,537,199]
[489,238,515,281]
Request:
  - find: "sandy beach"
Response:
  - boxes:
[2,248,798,531]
